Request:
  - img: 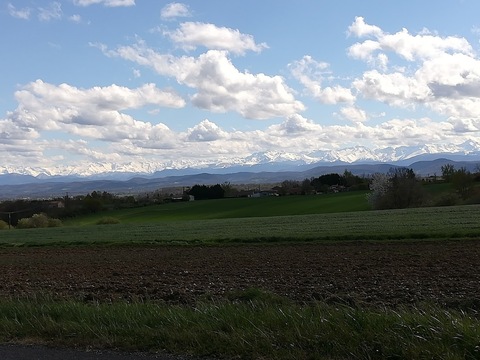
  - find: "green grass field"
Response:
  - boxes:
[66,191,371,225]
[1,199,480,246]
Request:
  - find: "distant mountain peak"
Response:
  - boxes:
[1,143,480,181]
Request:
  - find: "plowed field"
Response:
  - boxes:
[1,240,479,308]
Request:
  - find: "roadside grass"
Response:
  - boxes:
[0,291,478,359]
[1,204,480,247]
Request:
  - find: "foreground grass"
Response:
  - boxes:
[0,291,479,359]
[1,204,480,247]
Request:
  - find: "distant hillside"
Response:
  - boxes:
[0,158,478,200]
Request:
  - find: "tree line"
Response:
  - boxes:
[2,164,480,227]
[367,164,480,210]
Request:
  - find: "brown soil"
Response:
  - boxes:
[0,241,479,308]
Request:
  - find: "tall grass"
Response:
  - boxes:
[0,292,478,359]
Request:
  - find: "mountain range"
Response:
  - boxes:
[1,143,480,199]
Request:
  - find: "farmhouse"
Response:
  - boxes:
[248,190,279,198]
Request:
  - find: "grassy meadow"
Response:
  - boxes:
[2,189,480,247]
[66,191,371,225]
[2,191,480,359]
[1,200,480,247]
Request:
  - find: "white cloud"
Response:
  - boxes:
[348,16,383,38]
[348,17,473,64]
[56,139,123,162]
[38,2,62,22]
[347,18,480,122]
[0,106,472,171]
[268,114,322,136]
[338,106,368,123]
[73,0,135,7]
[0,118,39,142]
[105,42,304,119]
[350,23,480,118]
[290,55,355,104]
[185,119,228,142]
[449,117,480,133]
[69,14,82,23]
[165,22,268,55]
[9,80,185,144]
[353,70,431,108]
[5,16,480,172]
[7,3,31,20]
[161,3,191,20]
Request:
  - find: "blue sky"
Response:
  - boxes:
[2,1,480,174]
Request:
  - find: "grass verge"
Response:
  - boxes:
[0,291,479,359]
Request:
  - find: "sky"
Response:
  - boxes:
[2,0,480,174]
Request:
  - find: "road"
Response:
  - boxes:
[0,344,202,360]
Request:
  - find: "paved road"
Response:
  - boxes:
[0,344,202,360]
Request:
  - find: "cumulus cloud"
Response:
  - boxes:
[161,2,191,19]
[185,119,228,142]
[73,0,135,7]
[290,55,355,104]
[353,70,431,108]
[347,17,480,122]
[347,17,473,63]
[104,42,304,119]
[165,22,268,55]
[8,80,185,145]
[0,118,39,142]
[338,106,368,123]
[5,16,480,171]
[268,114,322,136]
[348,16,383,38]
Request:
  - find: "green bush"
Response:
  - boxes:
[16,218,32,229]
[48,218,63,227]
[462,188,480,205]
[0,220,9,230]
[16,214,62,229]
[432,192,460,207]
[96,217,121,225]
[30,213,49,228]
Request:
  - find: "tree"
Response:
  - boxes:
[301,178,314,195]
[367,168,425,209]
[221,182,238,198]
[83,194,103,213]
[278,180,301,196]
[311,174,341,193]
[188,184,225,200]
[441,164,456,182]
[389,168,424,208]
[366,173,390,209]
[452,167,474,199]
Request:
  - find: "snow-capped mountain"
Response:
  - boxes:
[1,142,480,181]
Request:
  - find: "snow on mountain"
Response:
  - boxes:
[1,143,480,180]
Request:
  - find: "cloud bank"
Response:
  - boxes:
[2,13,480,173]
